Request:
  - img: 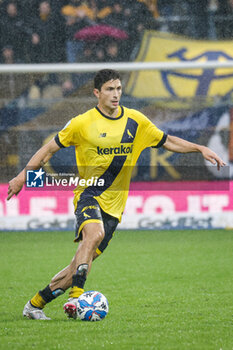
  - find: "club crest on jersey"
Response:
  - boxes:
[97,144,133,155]
[99,133,107,138]
[127,129,134,139]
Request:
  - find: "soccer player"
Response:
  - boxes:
[7,69,225,320]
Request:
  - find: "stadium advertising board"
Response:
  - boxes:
[1,181,233,230]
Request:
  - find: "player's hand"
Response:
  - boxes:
[7,176,24,200]
[201,146,226,171]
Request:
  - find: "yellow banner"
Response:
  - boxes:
[125,31,233,98]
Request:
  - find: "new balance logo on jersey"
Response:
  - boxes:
[99,133,107,138]
[97,145,133,155]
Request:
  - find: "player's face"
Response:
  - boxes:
[94,79,122,116]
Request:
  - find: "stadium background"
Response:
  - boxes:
[1,0,233,230]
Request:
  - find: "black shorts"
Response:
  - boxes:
[74,197,119,254]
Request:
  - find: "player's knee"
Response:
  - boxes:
[82,225,105,247]
[95,228,105,245]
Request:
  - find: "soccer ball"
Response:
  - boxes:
[76,291,109,321]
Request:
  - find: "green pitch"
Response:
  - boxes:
[0,230,232,350]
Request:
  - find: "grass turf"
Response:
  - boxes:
[0,229,232,350]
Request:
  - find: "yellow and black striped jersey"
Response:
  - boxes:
[55,105,166,220]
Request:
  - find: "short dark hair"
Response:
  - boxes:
[94,69,121,90]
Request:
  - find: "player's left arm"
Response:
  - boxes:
[163,134,226,170]
[7,138,60,200]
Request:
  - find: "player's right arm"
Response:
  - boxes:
[7,138,60,201]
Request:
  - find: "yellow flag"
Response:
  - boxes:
[126,31,233,99]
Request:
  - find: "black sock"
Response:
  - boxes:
[72,264,88,289]
[39,285,64,303]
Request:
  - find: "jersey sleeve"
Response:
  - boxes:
[54,118,79,148]
[146,122,167,148]
[137,112,167,149]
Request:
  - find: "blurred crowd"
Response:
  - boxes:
[0,0,156,64]
[0,0,233,65]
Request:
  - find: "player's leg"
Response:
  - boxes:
[47,238,100,292]
[63,209,119,318]
[23,222,103,320]
[23,198,104,320]
[23,201,118,320]
[63,222,105,318]
[64,198,105,302]
[66,208,119,298]
[52,222,104,294]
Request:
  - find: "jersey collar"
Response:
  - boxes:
[95,106,124,120]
